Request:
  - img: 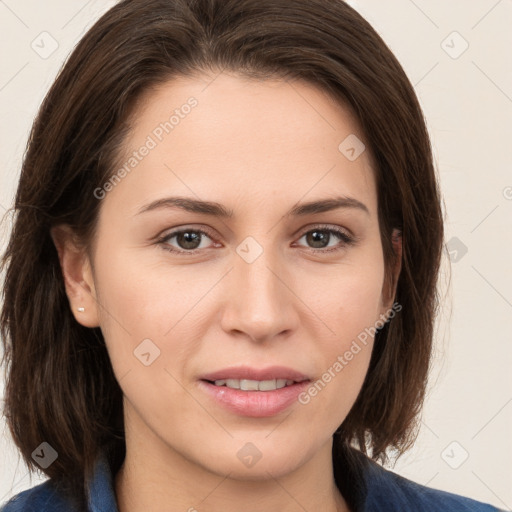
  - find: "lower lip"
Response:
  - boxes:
[198,380,311,417]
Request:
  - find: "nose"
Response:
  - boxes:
[219,247,299,343]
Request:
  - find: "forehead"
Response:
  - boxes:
[108,72,378,217]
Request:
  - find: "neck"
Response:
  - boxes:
[114,409,350,512]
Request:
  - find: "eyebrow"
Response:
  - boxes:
[136,195,370,218]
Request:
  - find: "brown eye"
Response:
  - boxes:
[174,231,203,250]
[296,226,355,252]
[305,230,331,249]
[159,228,216,253]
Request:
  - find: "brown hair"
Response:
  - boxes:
[1,0,444,506]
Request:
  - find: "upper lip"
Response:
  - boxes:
[200,365,310,382]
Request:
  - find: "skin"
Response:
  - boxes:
[52,72,401,512]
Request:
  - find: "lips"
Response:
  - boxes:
[198,379,311,417]
[197,365,312,417]
[199,365,310,383]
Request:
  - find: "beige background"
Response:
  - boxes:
[1,0,511,509]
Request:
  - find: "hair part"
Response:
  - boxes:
[1,0,444,506]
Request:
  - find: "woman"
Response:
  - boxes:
[0,0,501,510]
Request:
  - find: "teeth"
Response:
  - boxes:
[213,378,296,391]
[225,379,240,389]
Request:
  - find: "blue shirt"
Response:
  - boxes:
[0,448,502,511]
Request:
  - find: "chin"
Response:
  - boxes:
[194,439,314,481]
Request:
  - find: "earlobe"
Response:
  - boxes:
[50,225,100,328]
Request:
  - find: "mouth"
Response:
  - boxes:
[197,366,312,417]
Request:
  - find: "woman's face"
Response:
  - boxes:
[77,72,398,478]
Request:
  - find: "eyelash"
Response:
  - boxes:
[156,224,356,255]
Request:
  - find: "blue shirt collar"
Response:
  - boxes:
[86,452,120,512]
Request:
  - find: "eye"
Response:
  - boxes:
[157,227,218,253]
[295,225,356,253]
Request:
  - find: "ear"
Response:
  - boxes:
[380,228,402,316]
[50,225,100,328]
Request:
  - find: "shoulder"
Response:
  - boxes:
[0,480,75,512]
[363,458,502,511]
[1,449,122,512]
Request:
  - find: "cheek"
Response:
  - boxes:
[296,277,380,435]
[295,252,384,411]
[315,270,380,384]
[91,248,171,375]
[301,254,385,340]
[94,245,198,336]
[92,245,222,395]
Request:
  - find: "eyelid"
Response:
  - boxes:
[296,223,354,240]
